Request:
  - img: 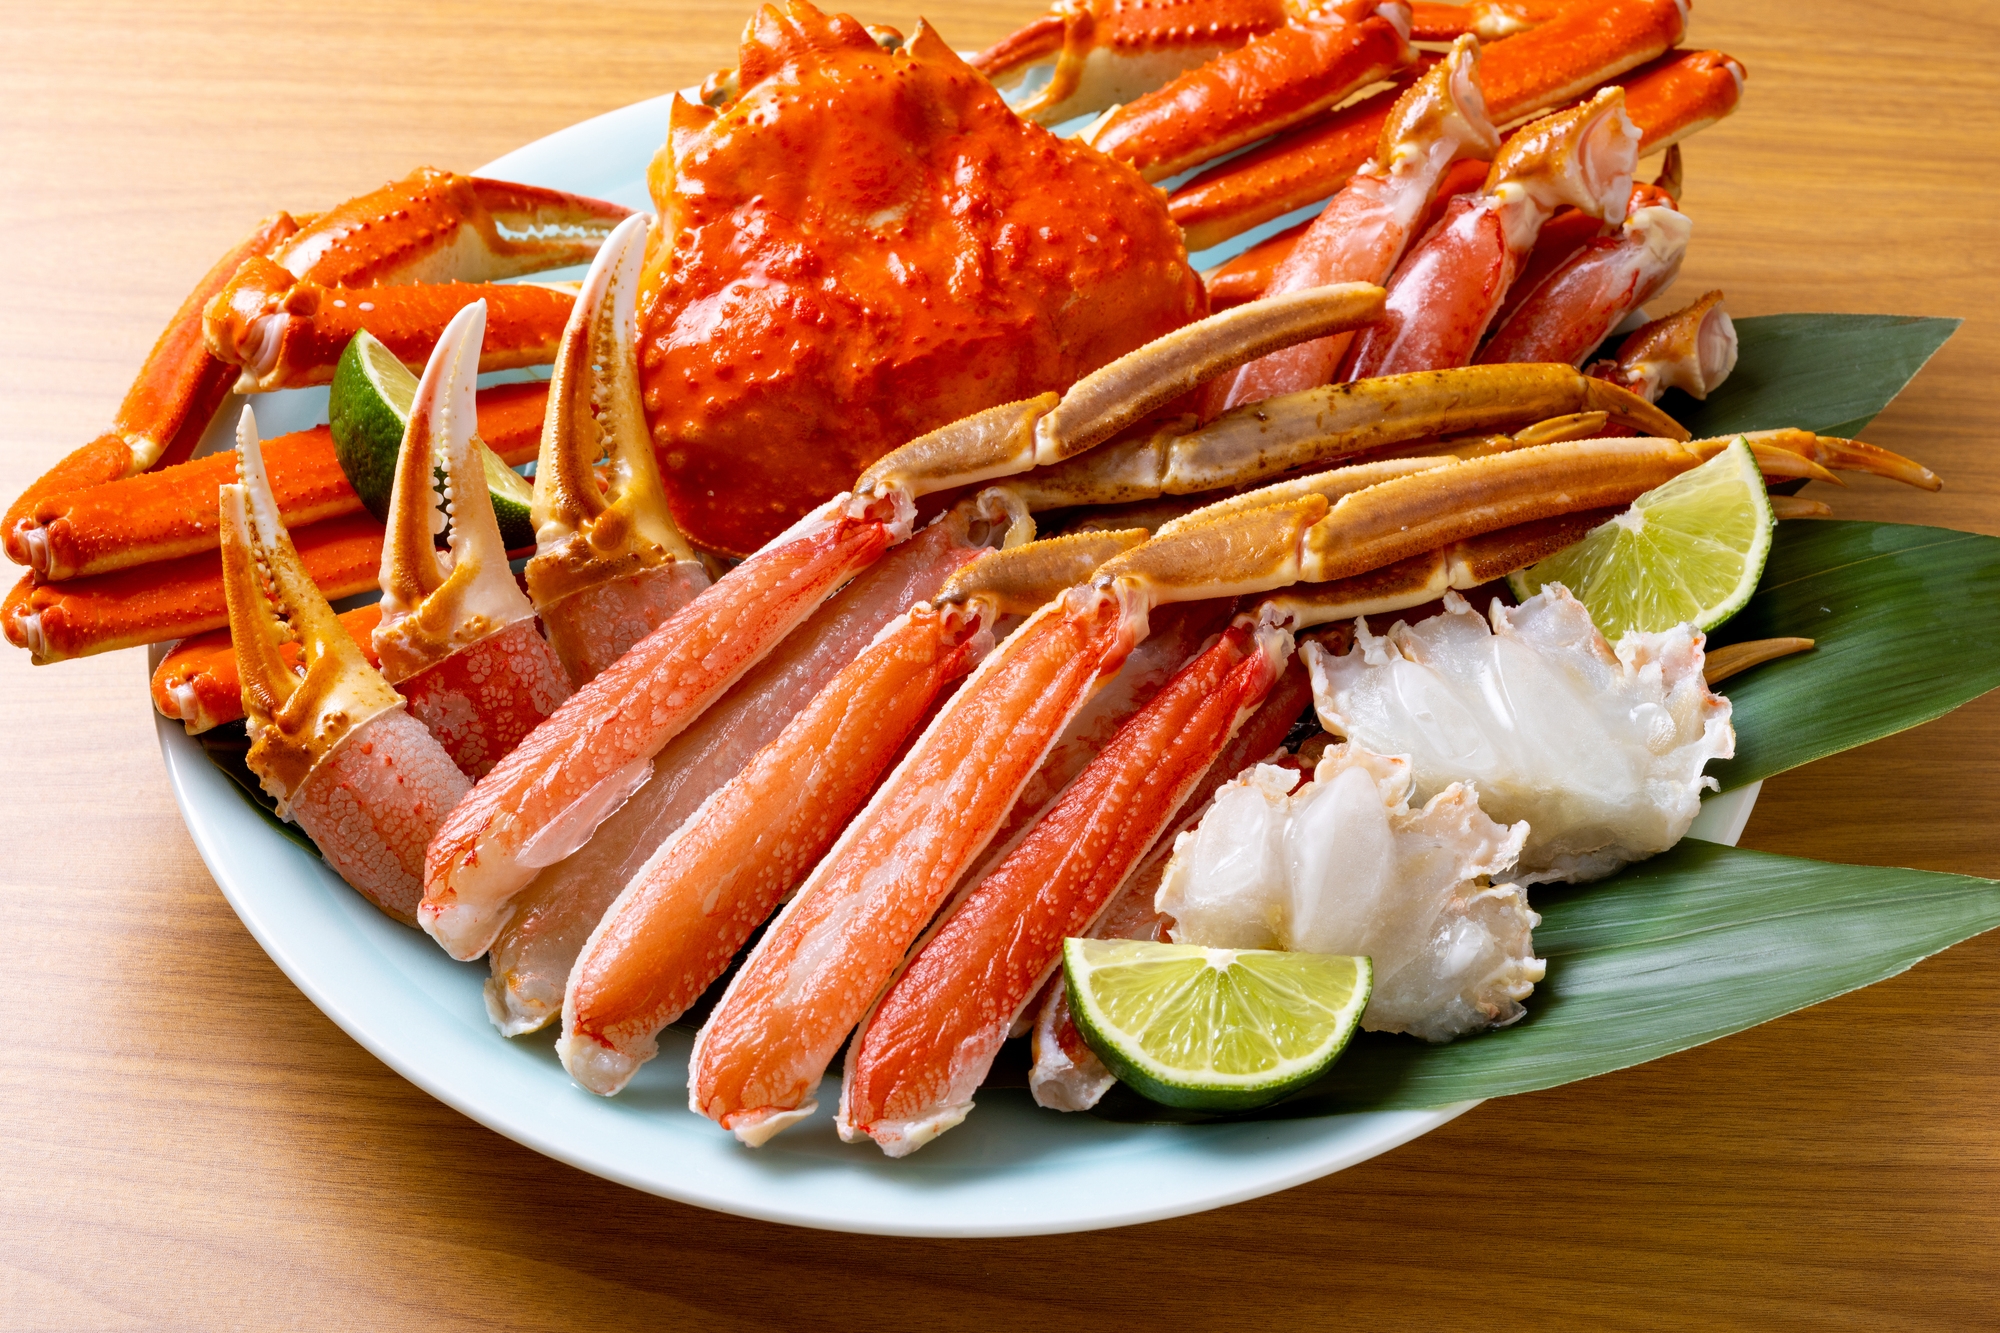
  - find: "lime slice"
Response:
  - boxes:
[1507,436,1773,641]
[1063,938,1371,1111]
[329,331,537,550]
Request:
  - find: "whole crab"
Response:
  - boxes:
[636,0,1206,554]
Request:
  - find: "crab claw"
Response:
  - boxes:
[526,213,710,687]
[204,168,631,393]
[374,301,573,776]
[220,408,470,920]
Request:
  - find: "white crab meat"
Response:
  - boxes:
[1157,749,1542,1043]
[1303,587,1734,885]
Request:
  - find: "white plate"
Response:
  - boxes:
[155,91,1762,1236]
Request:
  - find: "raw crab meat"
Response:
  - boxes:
[1158,747,1541,1042]
[1304,586,1734,883]
[636,0,1205,555]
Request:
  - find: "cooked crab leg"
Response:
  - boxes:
[372,302,572,779]
[3,214,300,562]
[484,501,999,1037]
[1587,288,1736,401]
[558,529,1148,1096]
[2,511,382,665]
[219,409,469,921]
[526,214,709,687]
[1341,87,1639,379]
[13,382,548,584]
[972,0,1296,125]
[1170,3,1698,252]
[1222,36,1499,408]
[1083,1,1417,183]
[688,564,1151,1143]
[203,168,629,393]
[153,604,383,735]
[1477,181,1689,367]
[686,435,1720,1144]
[419,287,1387,960]
[1029,653,1318,1112]
[840,619,1288,1154]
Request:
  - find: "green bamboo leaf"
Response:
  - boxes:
[1706,520,2000,790]
[1091,840,2000,1122]
[1658,313,1958,440]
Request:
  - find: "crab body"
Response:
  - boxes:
[636,2,1204,555]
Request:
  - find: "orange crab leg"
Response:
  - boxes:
[2,213,301,564]
[204,168,629,393]
[2,511,382,665]
[840,621,1285,1155]
[972,0,1292,125]
[420,500,900,961]
[1169,0,1689,250]
[1086,1,1417,183]
[1588,288,1736,402]
[13,382,547,583]
[152,604,384,735]
[687,580,1147,1145]
[1478,184,1687,367]
[206,266,576,393]
[1340,88,1638,379]
[1221,36,1497,407]
[558,600,991,1096]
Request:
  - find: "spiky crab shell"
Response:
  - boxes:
[636,0,1205,556]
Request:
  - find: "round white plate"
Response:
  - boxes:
[156,91,1761,1236]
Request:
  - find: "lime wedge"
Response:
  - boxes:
[1507,436,1773,641]
[329,330,537,550]
[1063,938,1371,1111]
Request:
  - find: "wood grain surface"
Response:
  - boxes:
[3,1,1997,1327]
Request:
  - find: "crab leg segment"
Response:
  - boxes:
[484,503,1000,1037]
[219,410,469,920]
[1478,183,1689,368]
[839,620,1289,1155]
[1169,0,1692,250]
[527,214,709,687]
[1341,87,1640,379]
[1588,289,1737,402]
[371,302,572,778]
[420,496,902,960]
[688,553,1151,1145]
[972,0,1292,125]
[1030,654,1318,1112]
[204,168,630,392]
[559,598,996,1095]
[1223,36,1499,408]
[1083,2,1418,183]
[854,284,1388,503]
[13,382,547,584]
[153,604,383,735]
[2,511,382,665]
[1002,363,1683,511]
[2,214,302,562]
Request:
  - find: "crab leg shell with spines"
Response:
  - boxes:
[218,409,470,921]
[527,213,709,688]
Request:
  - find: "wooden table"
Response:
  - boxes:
[4,1,1996,1325]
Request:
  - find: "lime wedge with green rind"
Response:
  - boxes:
[1507,436,1774,641]
[1063,938,1371,1111]
[329,330,537,550]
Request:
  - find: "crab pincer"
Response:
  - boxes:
[525,213,710,687]
[372,301,572,779]
[218,409,469,922]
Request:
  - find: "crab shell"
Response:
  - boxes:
[636,0,1206,556]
